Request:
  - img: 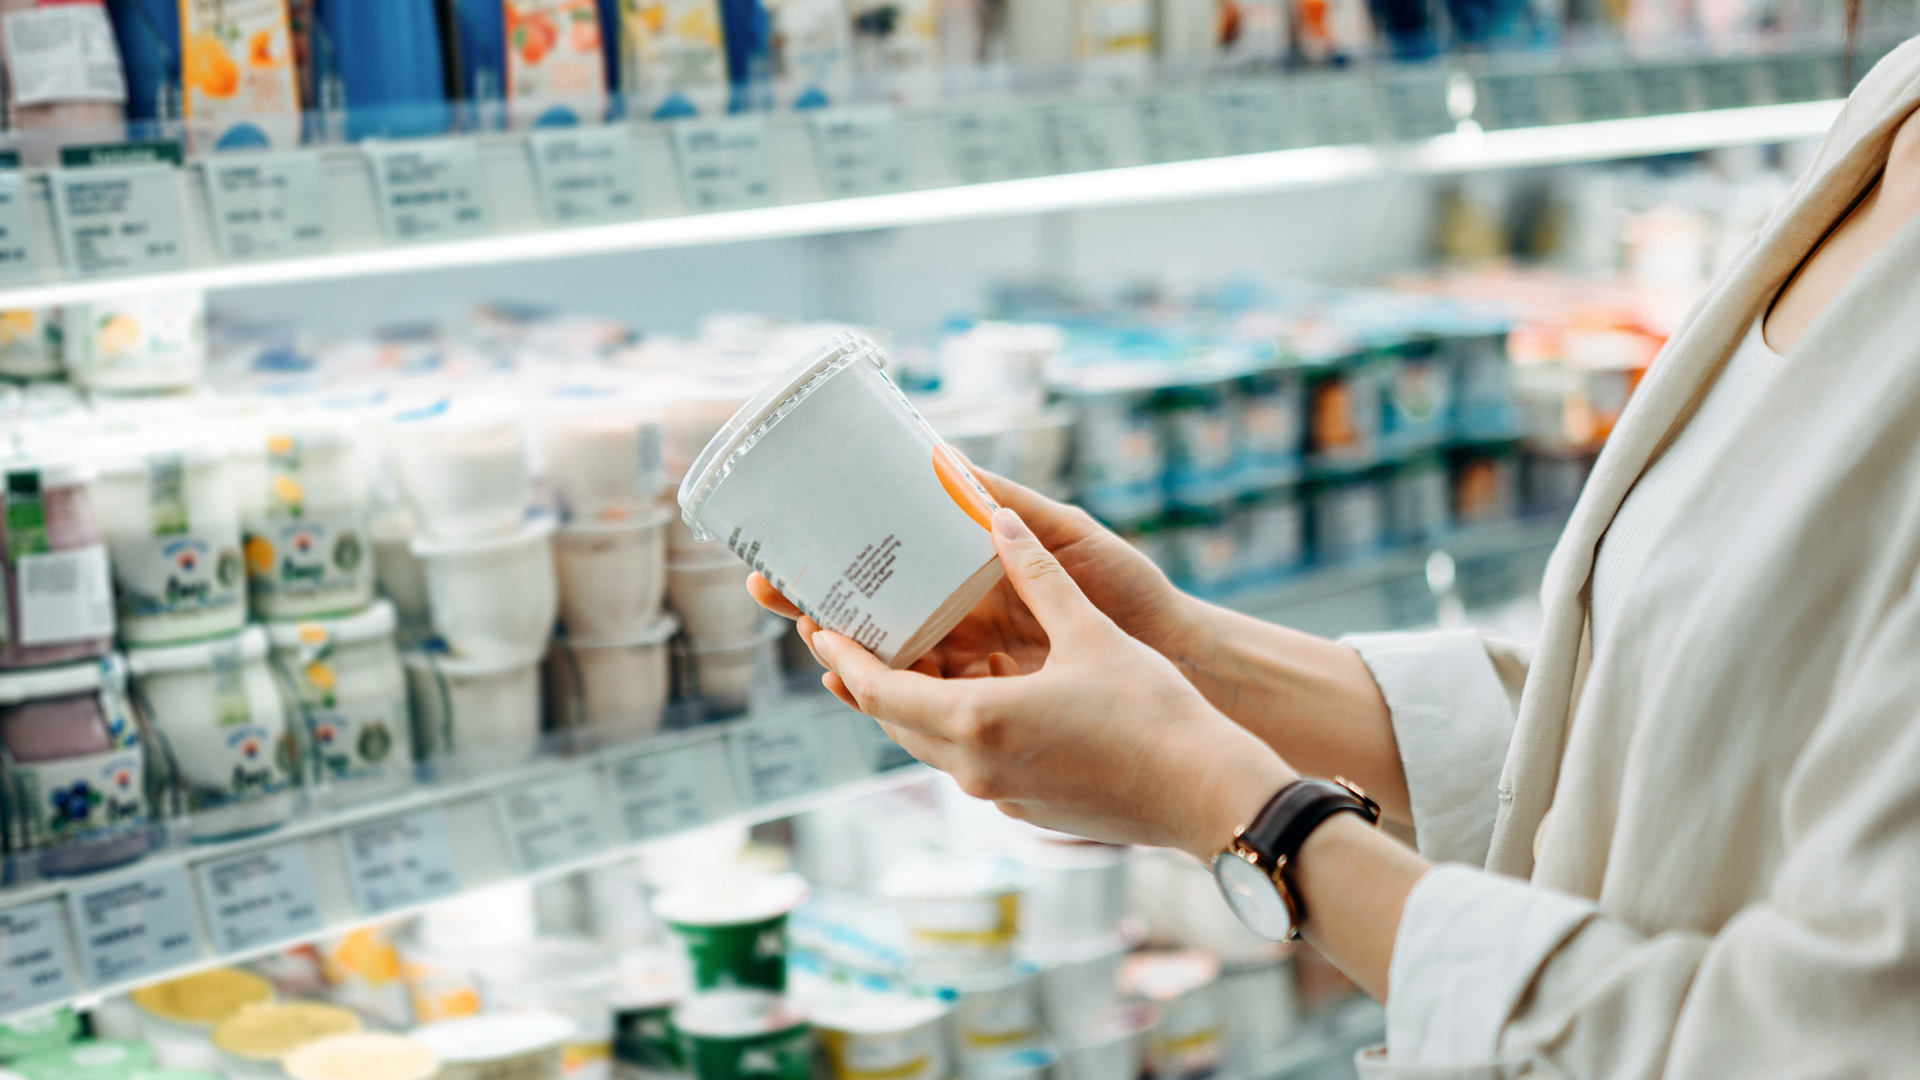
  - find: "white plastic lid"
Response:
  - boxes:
[401,648,543,680]
[810,993,947,1036]
[88,428,229,478]
[671,990,808,1038]
[879,856,1027,901]
[652,871,810,928]
[411,1012,573,1062]
[0,660,105,703]
[264,599,397,650]
[561,612,679,651]
[0,454,92,490]
[408,514,555,558]
[683,617,786,656]
[229,413,356,458]
[676,333,887,542]
[126,626,269,675]
[284,1033,439,1080]
[387,396,521,436]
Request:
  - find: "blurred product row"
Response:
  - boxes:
[0,772,1379,1080]
[0,0,1889,164]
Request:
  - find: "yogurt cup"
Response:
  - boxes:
[404,648,543,773]
[1030,935,1126,1038]
[411,516,559,663]
[666,555,762,646]
[1056,1005,1151,1080]
[0,308,59,380]
[611,975,685,1074]
[555,507,671,640]
[412,1011,572,1080]
[370,509,431,629]
[936,967,1042,1056]
[1015,839,1128,953]
[676,334,1004,671]
[132,969,273,1071]
[389,399,531,542]
[61,292,205,393]
[880,856,1026,971]
[653,873,811,992]
[539,387,667,524]
[283,1034,439,1080]
[477,940,622,1080]
[0,1009,79,1062]
[126,627,296,841]
[0,658,149,875]
[1118,951,1223,1080]
[681,620,785,718]
[89,437,247,645]
[212,1002,363,1080]
[1217,959,1299,1059]
[267,601,414,803]
[12,1041,156,1080]
[0,458,115,670]
[813,994,949,1080]
[672,991,811,1080]
[548,614,678,744]
[231,421,375,621]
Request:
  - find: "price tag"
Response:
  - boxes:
[1289,76,1376,147]
[1691,61,1752,111]
[810,108,909,198]
[202,151,330,260]
[66,864,204,986]
[49,165,189,276]
[669,118,777,212]
[493,770,609,873]
[365,139,490,243]
[1564,69,1631,121]
[1038,103,1123,174]
[1631,64,1693,115]
[730,720,827,806]
[944,106,1040,183]
[605,746,708,843]
[1135,95,1211,164]
[1375,73,1455,141]
[1208,84,1289,155]
[192,842,325,955]
[0,171,39,281]
[0,900,78,1011]
[1478,73,1546,130]
[1764,54,1826,103]
[340,808,461,916]
[528,125,641,226]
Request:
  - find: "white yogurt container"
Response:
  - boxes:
[556,506,671,640]
[937,968,1041,1057]
[548,614,677,744]
[677,334,1004,670]
[389,399,531,541]
[371,508,431,629]
[413,1011,572,1080]
[477,940,621,1080]
[90,437,247,645]
[127,626,296,840]
[266,600,414,803]
[1030,935,1126,1038]
[667,554,762,646]
[404,649,543,772]
[681,619,785,717]
[882,856,1027,974]
[411,516,558,663]
[539,387,667,525]
[0,308,59,379]
[1058,1005,1151,1080]
[232,421,375,620]
[1118,951,1223,1080]
[1015,838,1129,952]
[813,993,950,1080]
[62,292,206,393]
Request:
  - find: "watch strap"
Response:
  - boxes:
[1241,777,1380,871]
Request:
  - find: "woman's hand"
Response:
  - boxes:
[809,505,1296,859]
[747,467,1193,679]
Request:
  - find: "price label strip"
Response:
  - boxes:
[944,106,1040,184]
[810,108,909,198]
[1134,95,1212,164]
[1764,53,1828,104]
[1289,76,1377,147]
[1478,72,1547,131]
[528,125,642,226]
[1038,104,1121,174]
[493,770,610,874]
[50,160,190,277]
[66,864,204,987]
[1208,84,1289,155]
[1375,72,1455,142]
[0,170,38,281]
[730,720,828,807]
[192,842,325,955]
[340,808,461,916]
[365,139,490,243]
[202,151,330,261]
[669,118,778,212]
[1564,67,1633,121]
[1631,64,1694,116]
[606,746,711,844]
[0,900,78,1011]
[1692,61,1753,112]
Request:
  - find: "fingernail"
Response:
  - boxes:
[993,506,1030,540]
[811,630,831,656]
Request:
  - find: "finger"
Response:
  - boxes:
[821,671,857,710]
[797,616,824,666]
[969,465,1079,539]
[987,651,1021,677]
[812,629,962,735]
[909,656,943,678]
[746,573,803,619]
[989,508,1108,646]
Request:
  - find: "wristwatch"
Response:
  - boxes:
[1211,776,1381,941]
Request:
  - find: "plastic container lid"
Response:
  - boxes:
[408,514,555,559]
[387,396,521,436]
[130,970,273,1027]
[0,1010,79,1061]
[411,1012,573,1062]
[0,661,106,704]
[672,990,808,1038]
[212,1003,362,1062]
[677,333,886,541]
[0,456,92,490]
[653,872,810,928]
[88,431,228,478]
[683,618,787,656]
[263,600,397,651]
[401,648,544,680]
[13,1041,156,1080]
[880,856,1027,901]
[561,612,679,651]
[282,1034,438,1080]
[810,993,947,1035]
[125,626,269,677]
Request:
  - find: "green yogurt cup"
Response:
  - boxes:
[0,1010,79,1063]
[652,873,810,992]
[13,1040,155,1080]
[673,991,811,1080]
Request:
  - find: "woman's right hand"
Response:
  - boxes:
[746,467,1195,679]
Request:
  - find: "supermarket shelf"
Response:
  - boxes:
[0,701,928,1020]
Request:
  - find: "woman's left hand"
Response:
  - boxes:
[811,506,1297,859]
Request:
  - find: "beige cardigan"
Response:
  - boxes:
[1349,35,1920,1078]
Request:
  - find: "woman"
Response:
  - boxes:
[750,38,1920,1076]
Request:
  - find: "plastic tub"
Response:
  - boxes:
[1217,959,1299,1061]
[11,1041,155,1080]
[267,601,414,804]
[61,293,205,393]
[813,994,949,1080]
[672,991,811,1080]
[539,388,667,524]
[370,509,431,629]
[938,967,1041,1056]
[126,627,295,841]
[880,856,1026,973]
[0,458,114,670]
[232,421,375,620]
[1030,935,1126,1038]
[0,308,58,380]
[555,507,671,640]
[653,873,811,992]
[404,649,543,773]
[666,555,761,646]
[676,334,1004,670]
[132,969,274,1072]
[388,399,531,541]
[412,1012,572,1080]
[548,615,677,744]
[213,1002,363,1080]
[477,940,621,1080]
[1119,951,1223,1080]
[283,1034,439,1080]
[0,659,148,875]
[681,620,785,717]
[1015,838,1129,952]
[89,437,247,645]
[411,516,558,663]
[1056,1005,1151,1080]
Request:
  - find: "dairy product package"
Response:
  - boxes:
[506,0,610,127]
[850,0,938,105]
[769,0,850,109]
[180,0,303,151]
[620,0,728,118]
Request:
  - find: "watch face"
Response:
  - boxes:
[1212,851,1294,942]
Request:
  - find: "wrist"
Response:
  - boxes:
[1181,722,1296,860]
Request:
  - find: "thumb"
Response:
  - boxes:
[990,506,1106,643]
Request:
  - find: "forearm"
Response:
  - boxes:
[1161,598,1412,824]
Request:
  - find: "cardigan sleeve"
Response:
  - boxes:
[1342,629,1530,866]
